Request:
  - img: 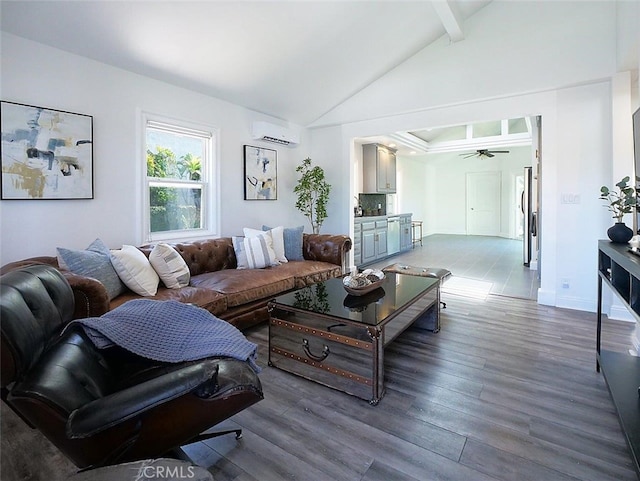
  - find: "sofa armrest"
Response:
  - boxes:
[303,234,352,272]
[1,257,110,319]
[61,271,110,319]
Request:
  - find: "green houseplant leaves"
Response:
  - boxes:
[294,157,331,234]
[599,176,636,223]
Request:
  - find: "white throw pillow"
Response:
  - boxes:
[149,243,190,289]
[110,245,159,296]
[244,226,287,263]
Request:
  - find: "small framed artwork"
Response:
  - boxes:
[1,101,94,200]
[244,144,277,200]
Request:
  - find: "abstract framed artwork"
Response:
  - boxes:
[0,101,94,200]
[244,144,277,200]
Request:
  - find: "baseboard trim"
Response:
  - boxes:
[536,288,556,306]
[554,295,596,313]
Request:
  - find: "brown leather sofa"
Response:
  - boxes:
[1,234,351,331]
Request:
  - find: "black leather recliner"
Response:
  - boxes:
[0,265,263,469]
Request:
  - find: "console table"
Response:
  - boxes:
[597,240,640,478]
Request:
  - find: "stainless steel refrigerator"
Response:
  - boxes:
[522,166,537,266]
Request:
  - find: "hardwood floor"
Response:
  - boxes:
[176,295,636,481]
[2,236,637,480]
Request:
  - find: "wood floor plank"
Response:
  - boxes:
[459,438,583,481]
[230,401,374,481]
[359,460,423,481]
[202,426,336,481]
[288,398,499,481]
[407,395,635,481]
[387,376,532,435]
[293,385,468,462]
[529,416,634,471]
[477,379,623,440]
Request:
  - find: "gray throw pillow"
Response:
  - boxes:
[57,238,125,300]
[264,225,304,261]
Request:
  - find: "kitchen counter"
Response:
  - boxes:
[354,213,413,221]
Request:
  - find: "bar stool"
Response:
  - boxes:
[411,220,423,248]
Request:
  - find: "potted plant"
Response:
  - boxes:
[294,157,331,234]
[600,175,636,243]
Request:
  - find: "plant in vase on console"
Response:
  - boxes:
[599,176,636,243]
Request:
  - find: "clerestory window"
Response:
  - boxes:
[143,115,218,241]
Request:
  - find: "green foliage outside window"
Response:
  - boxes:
[147,147,203,233]
[178,153,201,181]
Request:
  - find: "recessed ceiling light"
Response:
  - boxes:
[410,151,417,155]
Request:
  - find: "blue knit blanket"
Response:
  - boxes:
[66,299,260,373]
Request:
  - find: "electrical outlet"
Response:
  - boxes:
[561,279,570,289]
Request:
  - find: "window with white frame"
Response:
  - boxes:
[144,116,217,241]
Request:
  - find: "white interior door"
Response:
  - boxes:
[466,171,501,236]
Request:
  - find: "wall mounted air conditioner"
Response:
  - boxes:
[252,121,300,146]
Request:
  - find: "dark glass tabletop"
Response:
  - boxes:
[271,273,438,326]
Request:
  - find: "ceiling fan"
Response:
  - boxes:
[460,149,510,159]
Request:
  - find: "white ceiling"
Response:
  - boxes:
[0,0,492,127]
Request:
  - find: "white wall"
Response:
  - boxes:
[395,155,428,223]
[307,125,349,236]
[554,82,613,312]
[0,33,313,264]
[405,146,531,238]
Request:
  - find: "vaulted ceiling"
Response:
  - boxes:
[0,0,492,126]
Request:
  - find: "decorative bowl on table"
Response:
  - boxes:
[342,269,385,296]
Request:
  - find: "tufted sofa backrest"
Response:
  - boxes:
[138,237,237,276]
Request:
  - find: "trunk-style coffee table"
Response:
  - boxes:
[268,273,439,405]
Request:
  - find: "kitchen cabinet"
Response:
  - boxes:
[400,214,412,251]
[360,220,388,265]
[354,214,411,267]
[363,144,396,193]
[353,222,362,266]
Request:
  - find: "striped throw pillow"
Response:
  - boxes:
[233,233,278,269]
